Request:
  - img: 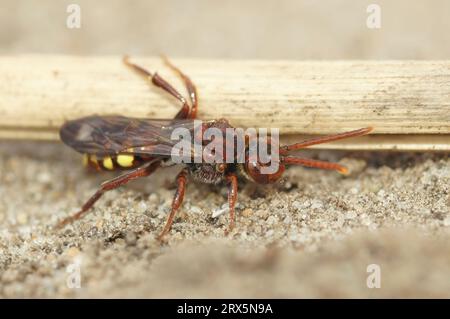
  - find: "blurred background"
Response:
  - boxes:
[1,0,449,59]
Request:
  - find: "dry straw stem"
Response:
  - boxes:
[0,55,449,150]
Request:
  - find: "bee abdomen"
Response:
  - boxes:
[82,154,145,171]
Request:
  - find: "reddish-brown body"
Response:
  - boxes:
[58,56,372,240]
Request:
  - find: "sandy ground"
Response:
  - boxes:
[0,142,449,298]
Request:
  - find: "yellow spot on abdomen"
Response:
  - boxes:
[117,154,134,167]
[103,156,114,170]
[82,154,89,167]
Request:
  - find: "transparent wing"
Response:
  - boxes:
[60,115,200,157]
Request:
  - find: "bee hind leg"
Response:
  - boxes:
[123,56,191,119]
[57,160,160,229]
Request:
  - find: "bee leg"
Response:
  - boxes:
[157,169,188,241]
[123,56,191,119]
[57,160,160,228]
[225,173,238,236]
[161,55,198,119]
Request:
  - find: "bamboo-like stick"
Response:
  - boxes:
[0,55,449,150]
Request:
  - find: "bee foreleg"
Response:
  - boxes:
[225,173,238,235]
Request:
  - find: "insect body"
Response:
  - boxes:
[58,56,372,240]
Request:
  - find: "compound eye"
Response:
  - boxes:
[216,163,226,173]
[245,159,261,180]
[244,158,285,184]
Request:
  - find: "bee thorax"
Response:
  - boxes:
[188,164,224,184]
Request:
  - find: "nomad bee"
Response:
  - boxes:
[59,56,372,239]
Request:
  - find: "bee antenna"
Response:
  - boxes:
[280,127,373,153]
[282,156,349,175]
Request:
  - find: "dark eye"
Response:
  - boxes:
[244,137,284,184]
[245,157,285,184]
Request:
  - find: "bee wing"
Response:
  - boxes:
[59,115,198,157]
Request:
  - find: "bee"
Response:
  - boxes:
[58,56,372,240]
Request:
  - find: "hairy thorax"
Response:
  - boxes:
[188,163,225,184]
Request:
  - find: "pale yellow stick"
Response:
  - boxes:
[0,55,449,150]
